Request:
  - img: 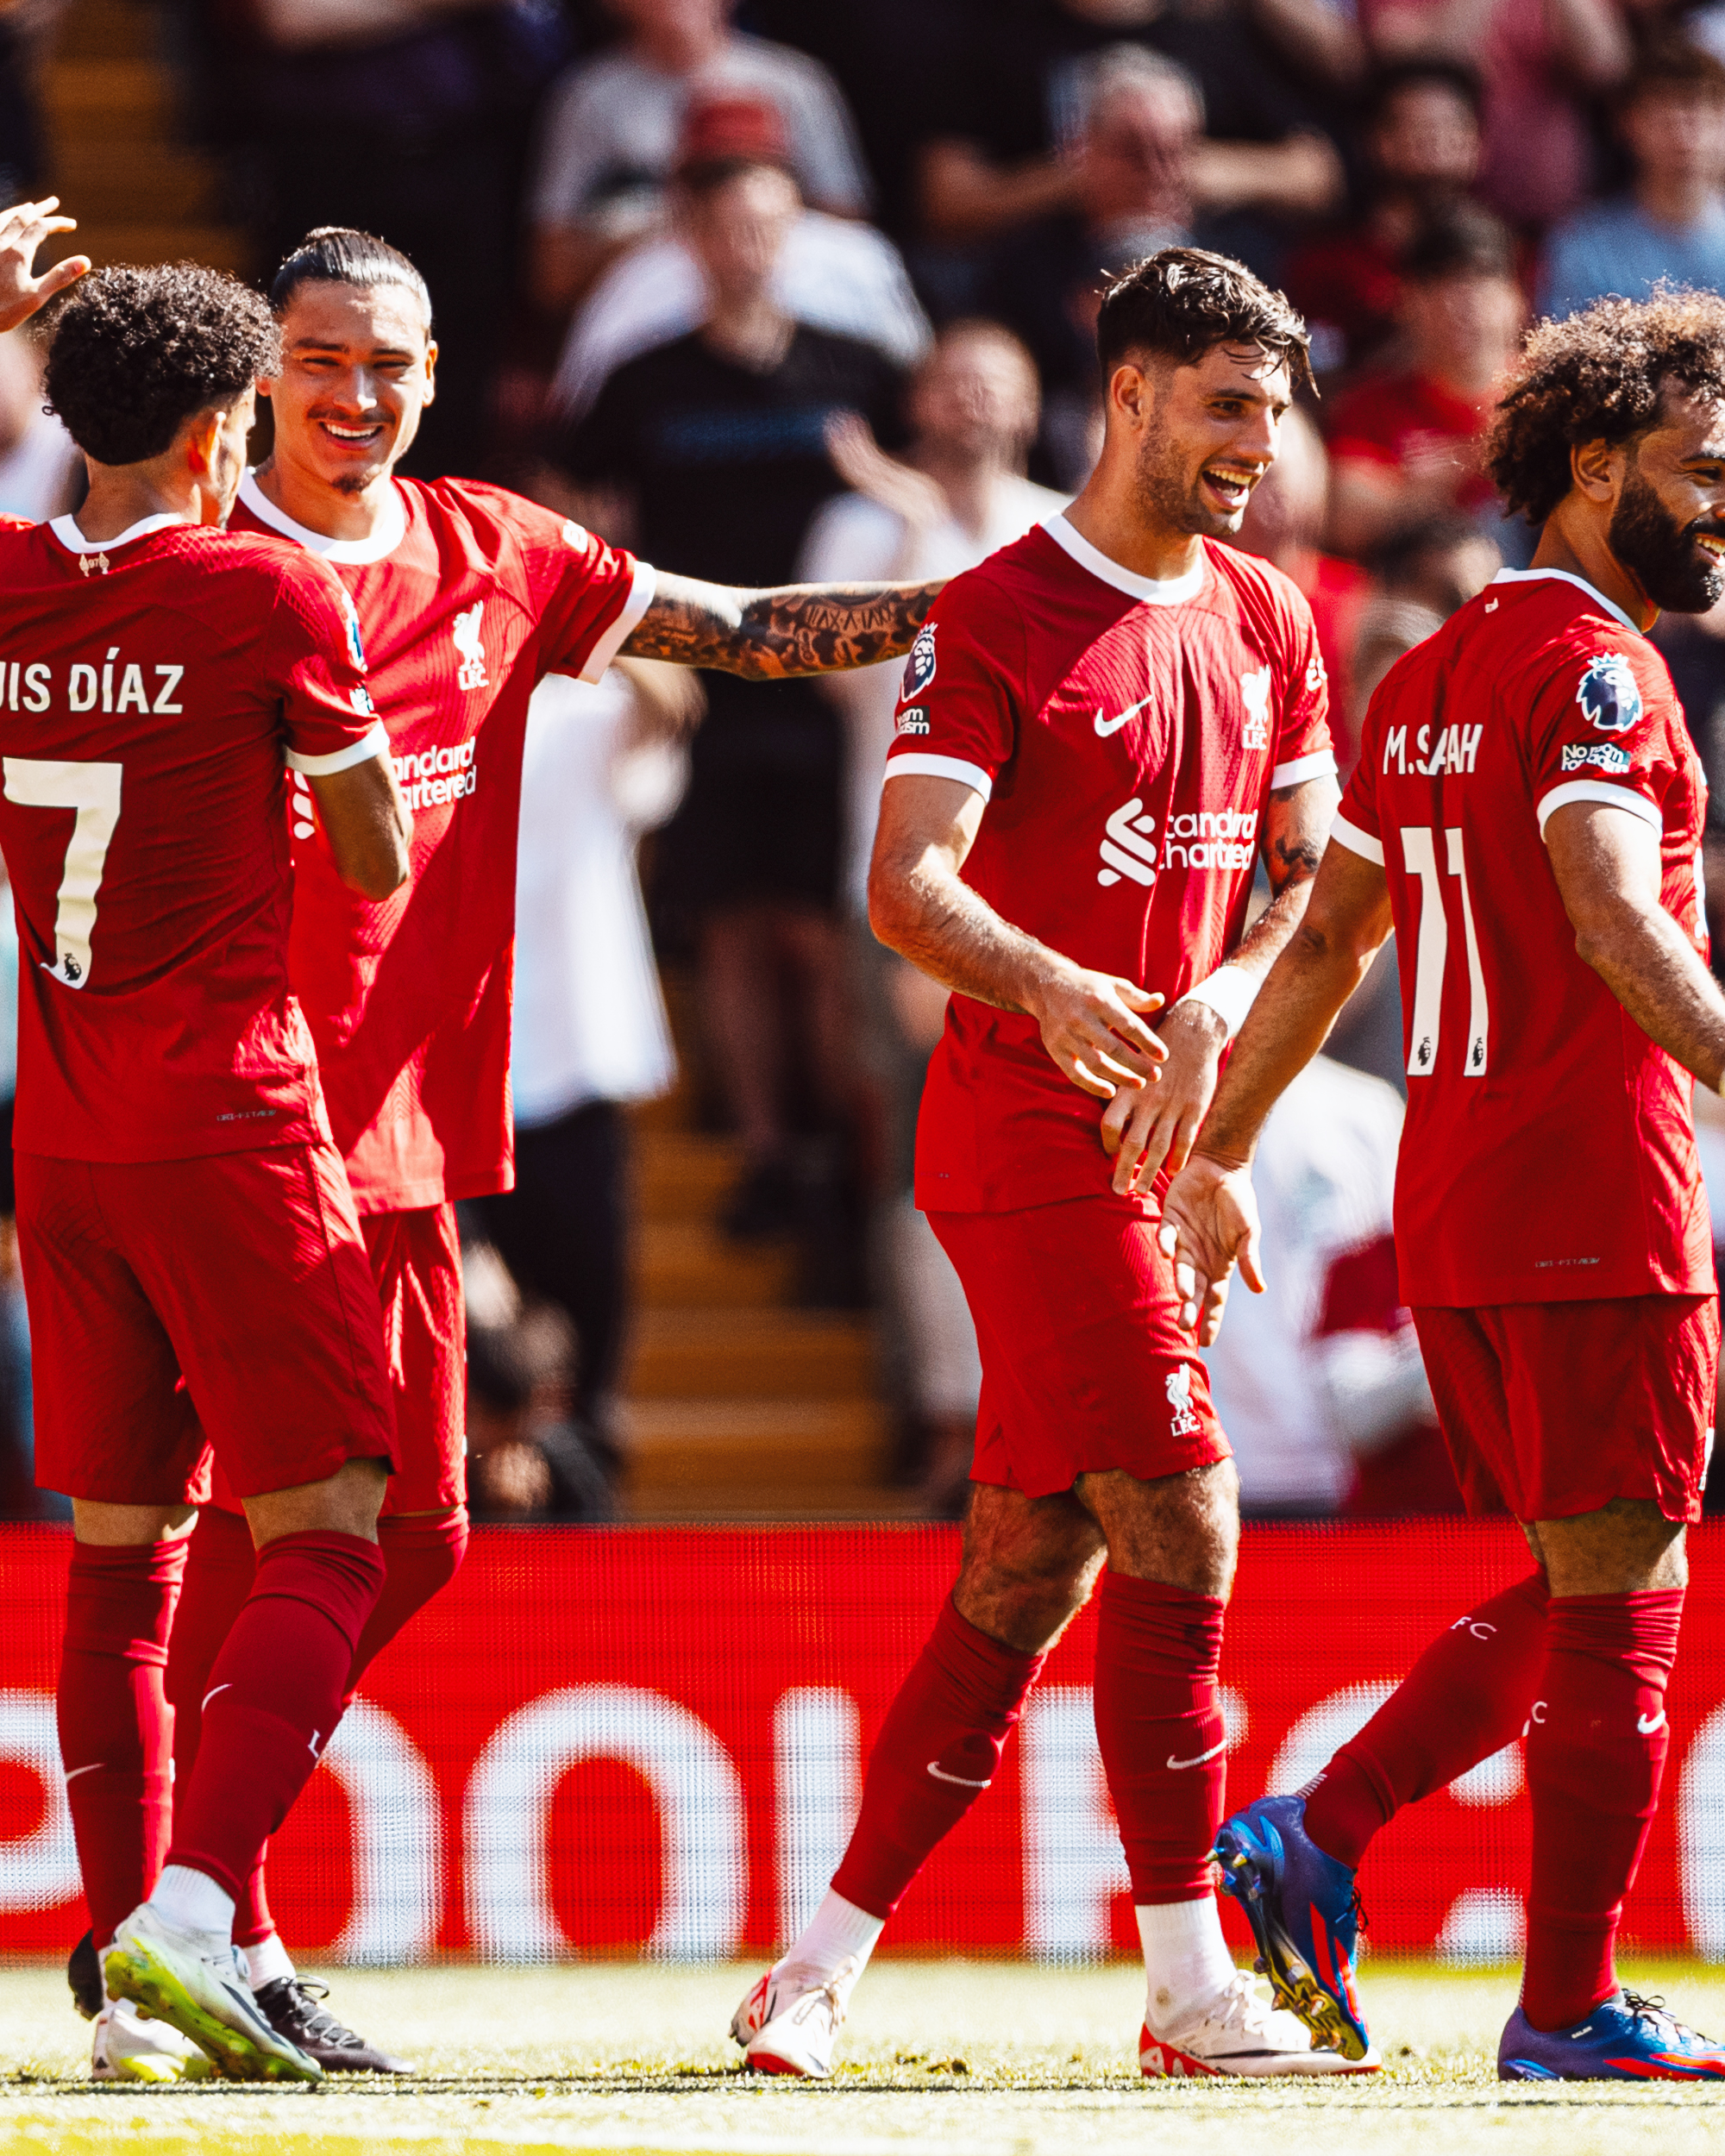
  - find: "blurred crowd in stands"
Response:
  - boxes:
[7,0,1725,1521]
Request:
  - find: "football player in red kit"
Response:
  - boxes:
[1169,291,1725,2080]
[7,264,411,2084]
[130,226,944,2072]
[730,250,1359,2080]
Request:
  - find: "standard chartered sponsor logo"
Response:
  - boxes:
[393,737,479,812]
[1097,795,1258,886]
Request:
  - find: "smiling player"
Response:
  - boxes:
[117,226,946,2073]
[1167,291,1725,2081]
[728,250,1355,2081]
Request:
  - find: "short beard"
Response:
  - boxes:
[332,470,377,497]
[1133,414,1239,539]
[1609,461,1725,614]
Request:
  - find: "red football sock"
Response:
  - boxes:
[1521,1589,1683,2032]
[831,1596,1045,1920]
[350,1507,468,1684]
[57,1539,187,1949]
[166,1531,385,1902]
[1304,1570,1551,1870]
[1092,1571,1226,1902]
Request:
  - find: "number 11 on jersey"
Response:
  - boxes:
[1402,824,1489,1078]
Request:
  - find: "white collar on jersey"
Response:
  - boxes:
[1041,511,1208,605]
[48,511,188,553]
[237,468,408,564]
[1490,566,1640,636]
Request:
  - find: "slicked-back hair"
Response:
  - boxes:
[1485,288,1725,524]
[1095,248,1313,394]
[270,227,433,329]
[44,264,279,467]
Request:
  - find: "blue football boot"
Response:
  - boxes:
[1499,1992,1725,2081]
[1212,1794,1377,2065]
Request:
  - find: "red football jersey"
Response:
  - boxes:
[0,512,382,1163]
[230,474,652,1212]
[886,515,1335,1213]
[1335,567,1713,1306]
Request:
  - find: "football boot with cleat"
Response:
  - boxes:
[1498,1991,1725,2081]
[104,1902,322,2083]
[1141,1968,1374,2078]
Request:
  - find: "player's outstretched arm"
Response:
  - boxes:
[1101,770,1342,1195]
[869,770,1168,1099]
[1546,798,1725,1090]
[308,752,412,900]
[1160,838,1393,1340]
[0,198,90,335]
[621,570,944,680]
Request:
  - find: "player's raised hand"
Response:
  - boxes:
[1026,961,1166,1099]
[1100,998,1227,1195]
[0,198,90,335]
[1157,1152,1264,1345]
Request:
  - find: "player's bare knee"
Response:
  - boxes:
[1079,1458,1239,1599]
[956,1484,1104,1651]
[1534,1497,1687,1595]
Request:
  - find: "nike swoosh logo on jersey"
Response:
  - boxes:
[1638,1710,1667,1735]
[1166,1739,1226,1771]
[1095,693,1154,737]
[927,1759,993,1789]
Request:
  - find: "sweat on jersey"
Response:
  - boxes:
[0,513,383,1163]
[231,473,654,1213]
[1333,565,1714,1306]
[883,513,1336,1213]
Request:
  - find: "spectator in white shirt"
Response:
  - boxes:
[473,657,699,1470]
[797,321,1065,1507]
[528,0,872,318]
[1201,1055,1460,1518]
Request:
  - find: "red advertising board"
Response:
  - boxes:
[3,1520,1725,1964]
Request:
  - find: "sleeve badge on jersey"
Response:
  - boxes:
[561,519,589,551]
[1560,741,1630,774]
[900,620,937,703]
[340,589,368,674]
[1305,651,1327,695]
[896,705,930,736]
[1577,653,1641,734]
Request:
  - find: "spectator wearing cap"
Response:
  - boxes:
[1539,43,1725,319]
[552,133,905,1277]
[527,0,871,319]
[1284,60,1486,378]
[548,94,930,426]
[1324,204,1525,557]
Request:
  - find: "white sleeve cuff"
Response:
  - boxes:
[285,719,389,777]
[882,753,994,801]
[579,557,658,682]
[1176,962,1259,1042]
[1329,812,1385,865]
[1270,749,1339,790]
[1535,779,1663,838]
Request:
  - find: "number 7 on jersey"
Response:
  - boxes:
[3,757,122,989]
[1402,824,1489,1078]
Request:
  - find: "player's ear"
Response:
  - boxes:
[421,339,437,409]
[182,405,224,479]
[1571,436,1621,505]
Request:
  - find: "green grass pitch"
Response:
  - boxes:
[5,1959,1725,2154]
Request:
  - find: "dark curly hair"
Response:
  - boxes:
[1485,288,1725,525]
[43,264,279,467]
[1096,247,1312,393]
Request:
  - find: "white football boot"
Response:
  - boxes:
[104,1902,322,2083]
[91,1995,214,2083]
[1140,1967,1380,2078]
[731,1956,861,2078]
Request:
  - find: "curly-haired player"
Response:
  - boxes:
[5,260,415,2084]
[1168,287,1725,2079]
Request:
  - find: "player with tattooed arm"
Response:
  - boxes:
[1166,291,1725,2082]
[91,227,944,2076]
[728,250,1359,2081]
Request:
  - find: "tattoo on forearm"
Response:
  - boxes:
[622,573,943,679]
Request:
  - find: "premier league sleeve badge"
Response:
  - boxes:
[1576,653,1643,735]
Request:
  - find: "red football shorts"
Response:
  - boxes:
[18,1144,398,1507]
[1412,1294,1719,1526]
[209,1200,467,1518]
[929,1193,1231,1500]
